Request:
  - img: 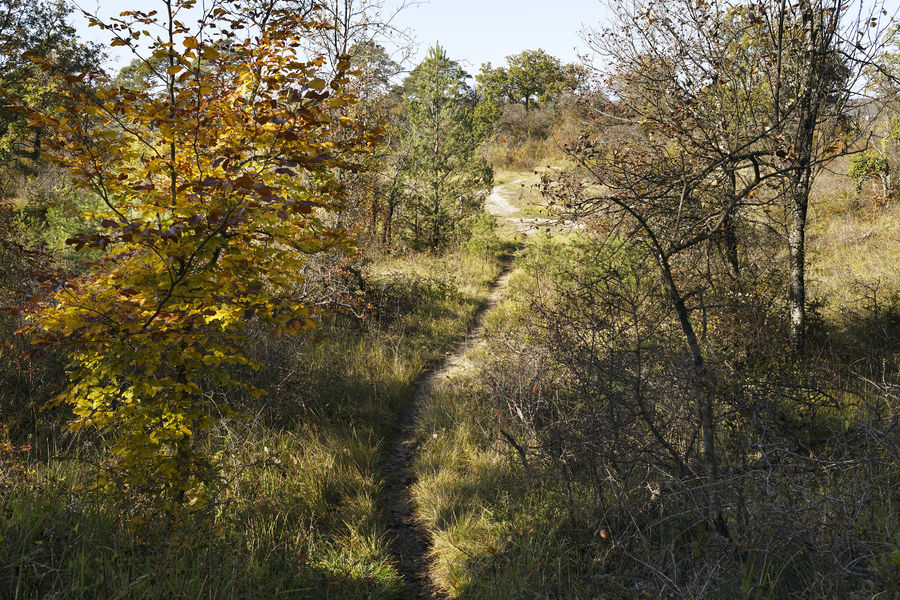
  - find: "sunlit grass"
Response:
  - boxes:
[1,248,502,599]
[409,216,900,598]
[809,191,900,316]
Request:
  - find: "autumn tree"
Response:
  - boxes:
[19,0,372,520]
[273,0,417,247]
[398,43,492,251]
[585,0,886,355]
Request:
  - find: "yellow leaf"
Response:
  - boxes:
[307,78,326,91]
[183,36,199,49]
[167,64,183,75]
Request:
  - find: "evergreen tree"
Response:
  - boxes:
[400,43,492,251]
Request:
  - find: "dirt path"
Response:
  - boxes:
[486,178,581,236]
[484,179,523,218]
[381,255,515,599]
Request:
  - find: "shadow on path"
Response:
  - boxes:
[379,251,517,599]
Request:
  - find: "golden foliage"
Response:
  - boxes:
[17,0,376,520]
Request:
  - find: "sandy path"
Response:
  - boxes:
[381,179,552,597]
[484,180,523,218]
[485,180,579,235]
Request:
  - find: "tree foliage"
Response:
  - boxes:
[18,0,373,520]
[0,0,101,188]
[398,43,491,251]
[477,49,584,114]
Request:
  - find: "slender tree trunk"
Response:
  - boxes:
[787,0,820,357]
[788,175,809,356]
[369,193,380,243]
[657,251,727,538]
[383,194,396,248]
[722,167,740,278]
[431,191,440,251]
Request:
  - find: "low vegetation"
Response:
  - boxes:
[1,248,502,598]
[1,0,898,598]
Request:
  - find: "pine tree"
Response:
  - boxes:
[401,43,491,251]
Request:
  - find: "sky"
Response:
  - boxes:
[69,0,612,76]
[382,0,610,73]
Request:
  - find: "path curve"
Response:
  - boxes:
[485,178,581,235]
[381,240,515,598]
[484,179,523,218]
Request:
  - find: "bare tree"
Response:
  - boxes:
[533,0,894,542]
[583,0,889,357]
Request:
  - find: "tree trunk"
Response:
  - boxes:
[722,167,740,278]
[382,194,396,248]
[787,0,820,357]
[788,177,809,356]
[369,193,380,244]
[657,251,727,538]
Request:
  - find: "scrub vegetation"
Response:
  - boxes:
[1,0,898,598]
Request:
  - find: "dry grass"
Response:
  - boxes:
[0,249,503,599]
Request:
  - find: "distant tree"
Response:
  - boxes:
[399,43,492,251]
[849,147,891,200]
[472,62,509,139]
[112,54,171,94]
[474,49,585,147]
[478,49,584,114]
[277,0,416,246]
[0,0,101,187]
[347,41,401,99]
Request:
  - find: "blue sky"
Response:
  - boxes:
[385,0,609,72]
[70,0,610,76]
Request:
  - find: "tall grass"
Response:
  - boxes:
[408,264,608,599]
[0,249,502,599]
[410,215,900,599]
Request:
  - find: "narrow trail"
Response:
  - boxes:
[380,255,516,599]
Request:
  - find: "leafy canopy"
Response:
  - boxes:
[477,49,584,113]
[0,0,101,182]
